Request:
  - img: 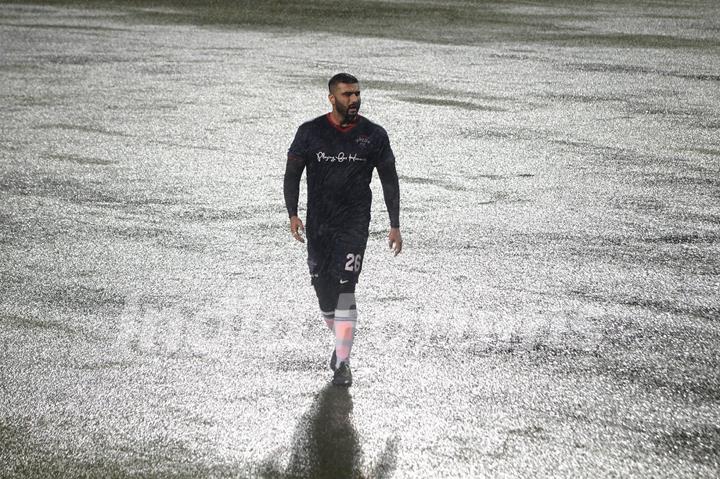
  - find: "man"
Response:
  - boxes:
[284,73,402,387]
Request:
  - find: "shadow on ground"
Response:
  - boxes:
[261,384,398,479]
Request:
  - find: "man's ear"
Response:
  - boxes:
[328,93,336,107]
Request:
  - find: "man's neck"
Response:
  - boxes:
[330,110,356,127]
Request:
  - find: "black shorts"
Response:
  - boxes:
[307,227,368,285]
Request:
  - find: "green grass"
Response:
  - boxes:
[10,0,720,48]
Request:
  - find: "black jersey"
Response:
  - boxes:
[284,114,400,235]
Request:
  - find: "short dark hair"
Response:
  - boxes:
[328,73,359,92]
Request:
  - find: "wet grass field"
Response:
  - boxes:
[1,1,720,477]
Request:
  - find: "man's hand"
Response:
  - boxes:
[290,216,305,243]
[388,227,402,256]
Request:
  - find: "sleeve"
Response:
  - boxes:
[375,129,400,228]
[284,126,308,218]
[374,126,395,168]
[287,124,308,161]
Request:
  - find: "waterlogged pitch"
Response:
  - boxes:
[1,1,719,477]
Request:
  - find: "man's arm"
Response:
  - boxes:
[284,154,306,242]
[376,159,402,255]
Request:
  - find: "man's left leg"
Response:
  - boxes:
[332,280,356,386]
[331,241,365,386]
[334,280,357,366]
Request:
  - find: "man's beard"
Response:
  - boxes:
[340,100,361,124]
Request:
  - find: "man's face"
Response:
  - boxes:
[330,82,361,122]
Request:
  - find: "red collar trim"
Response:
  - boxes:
[326,112,361,132]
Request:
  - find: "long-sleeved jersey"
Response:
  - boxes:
[284,113,400,237]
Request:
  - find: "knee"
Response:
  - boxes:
[337,282,356,309]
[313,276,339,312]
[338,280,356,295]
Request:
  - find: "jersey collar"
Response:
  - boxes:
[326,112,361,133]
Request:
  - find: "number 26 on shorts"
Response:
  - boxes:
[344,253,362,272]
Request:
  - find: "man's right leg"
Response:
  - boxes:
[312,275,339,332]
[308,230,342,371]
[312,275,340,371]
[308,230,337,332]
